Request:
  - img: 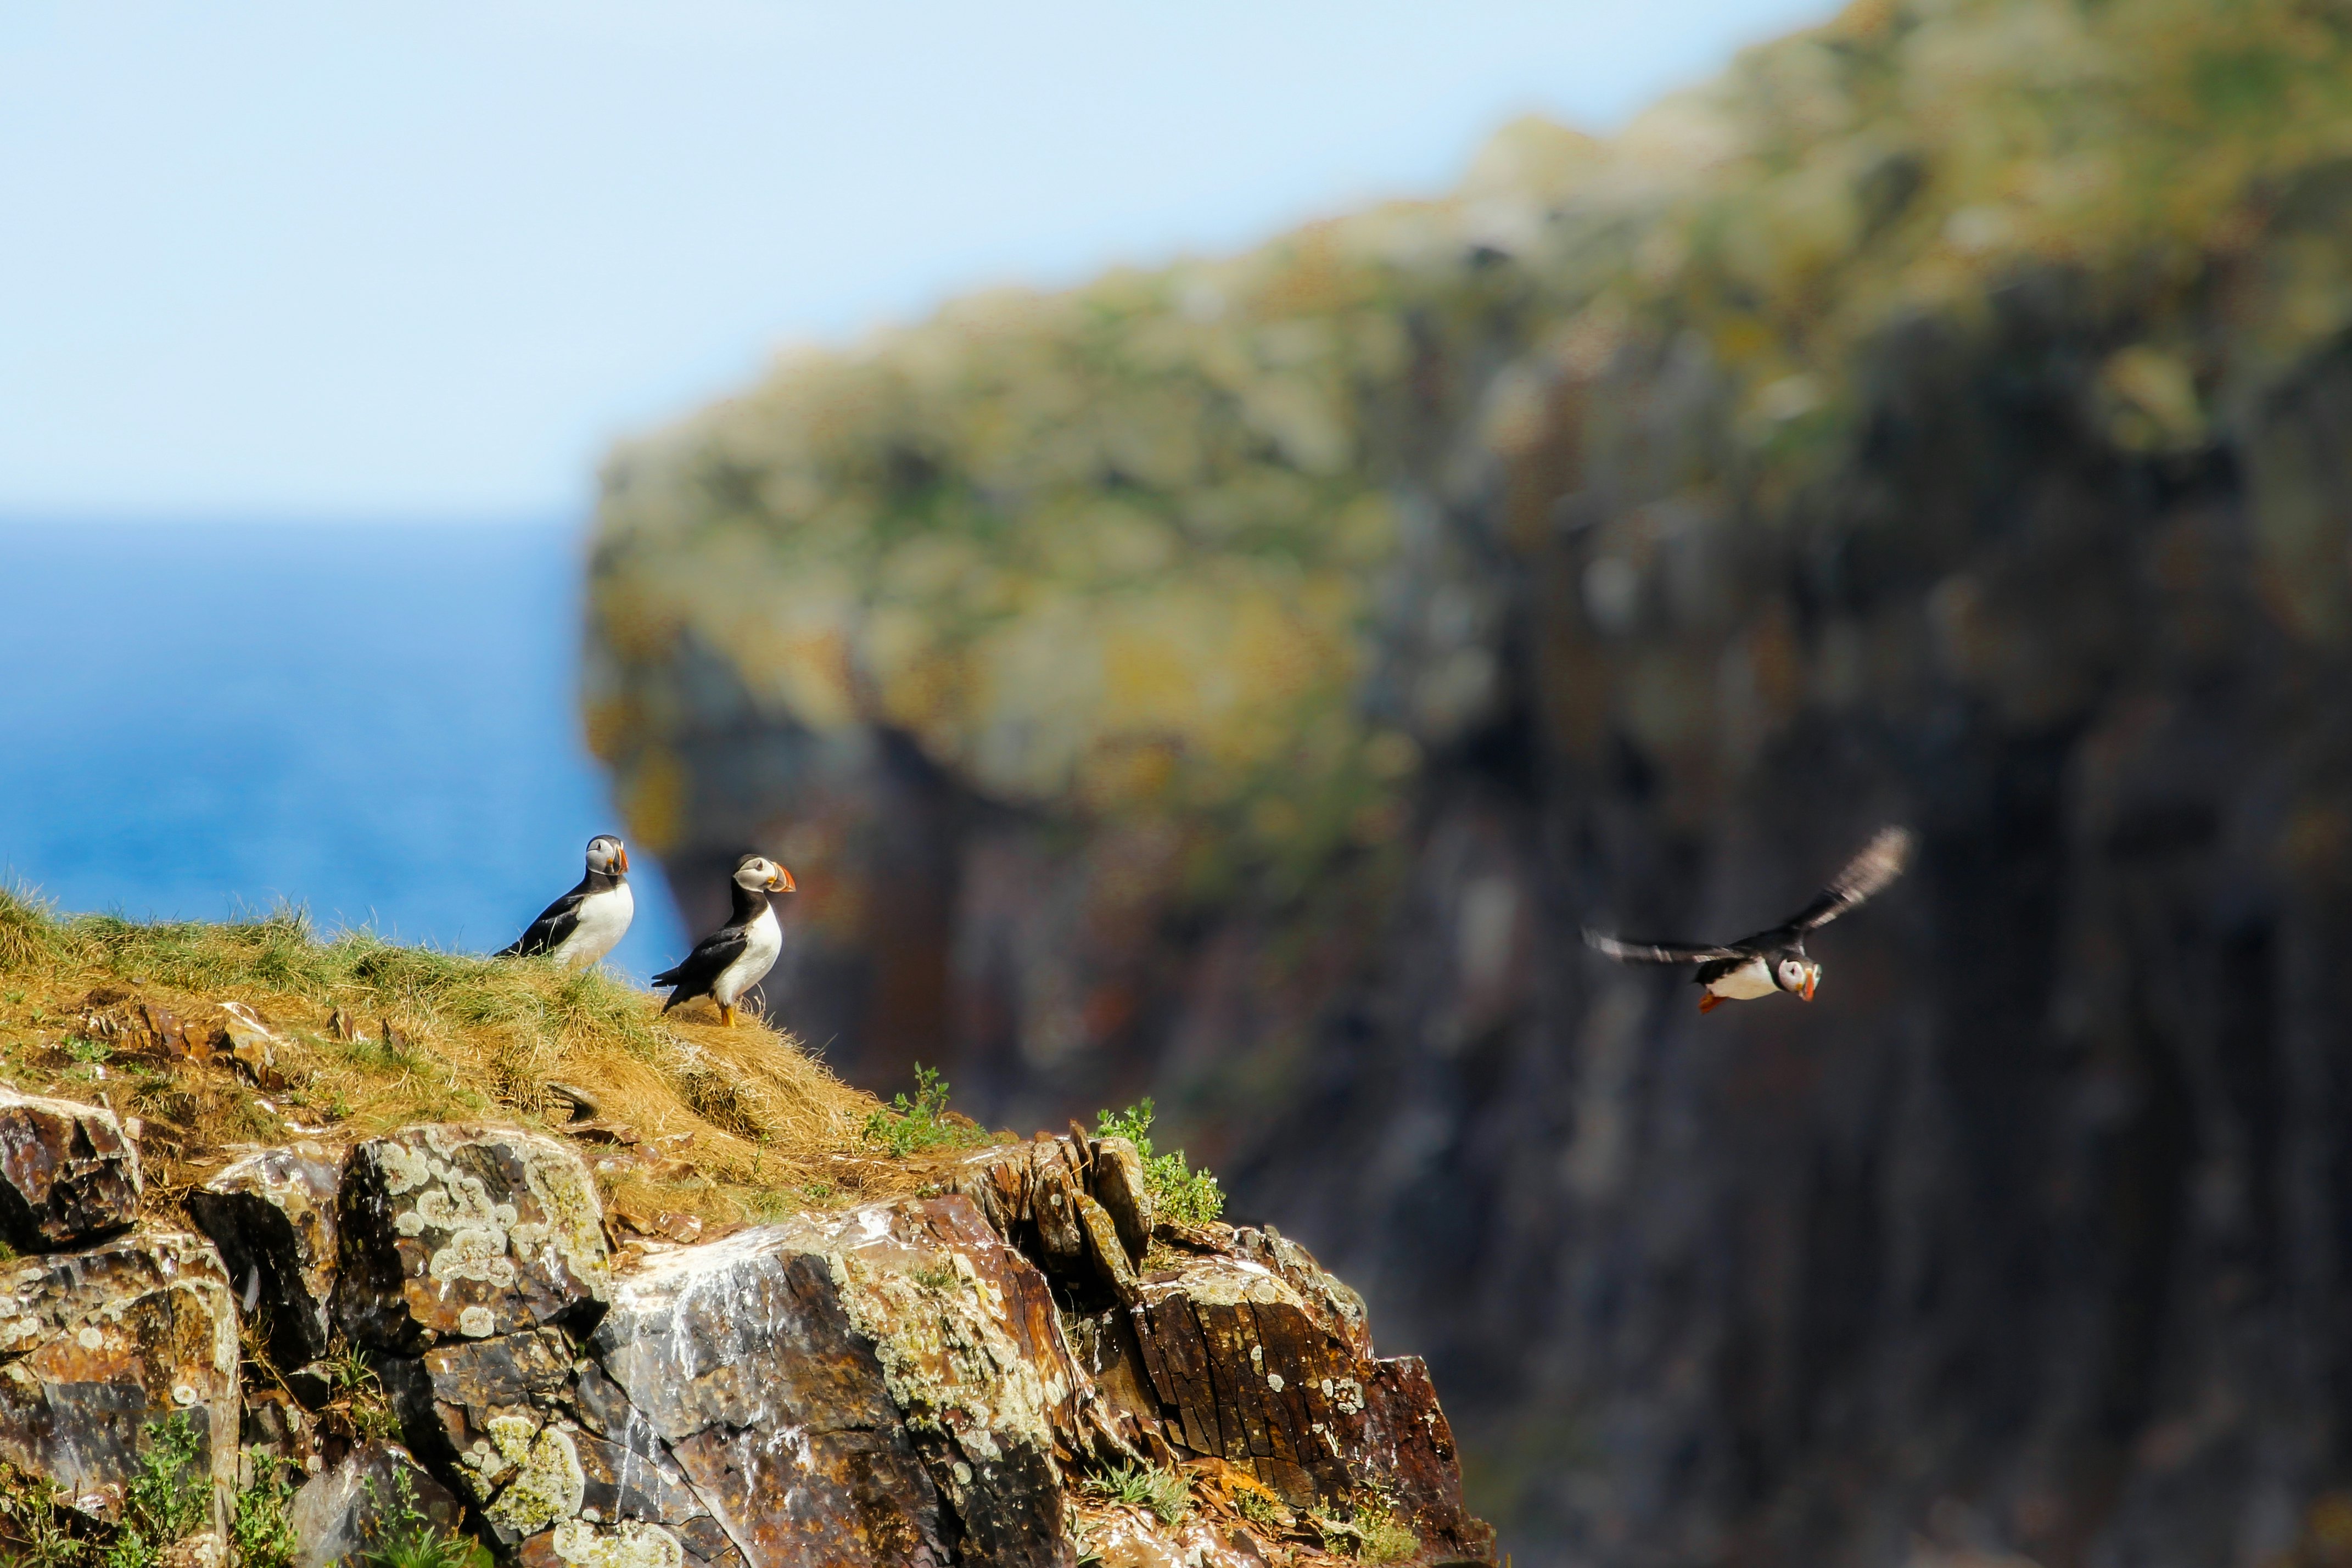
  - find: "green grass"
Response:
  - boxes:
[1233,1487,1289,1535]
[363,1467,491,1568]
[1081,1462,1193,1526]
[862,1064,992,1157]
[1096,1099,1224,1226]
[231,1455,298,1568]
[97,1415,208,1568]
[1312,1490,1419,1564]
[0,1465,89,1568]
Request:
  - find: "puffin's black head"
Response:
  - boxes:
[1774,952,1820,1000]
[732,853,794,894]
[586,835,629,876]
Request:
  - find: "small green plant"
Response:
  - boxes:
[1082,1461,1192,1526]
[0,1465,89,1568]
[1312,1489,1419,1565]
[1095,1099,1224,1225]
[365,1466,491,1568]
[231,1453,299,1568]
[863,1065,990,1157]
[1233,1486,1289,1535]
[909,1260,961,1295]
[63,1035,109,1063]
[99,1414,208,1568]
[323,1345,401,1442]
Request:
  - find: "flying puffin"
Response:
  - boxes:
[652,853,796,1026]
[498,835,635,968]
[1585,826,1913,1012]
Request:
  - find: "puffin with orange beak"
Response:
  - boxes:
[653,853,795,1026]
[1584,826,1912,1012]
[499,834,635,967]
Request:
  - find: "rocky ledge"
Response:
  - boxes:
[0,1091,1491,1567]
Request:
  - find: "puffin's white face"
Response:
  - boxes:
[1777,956,1819,1000]
[733,855,796,893]
[587,836,628,875]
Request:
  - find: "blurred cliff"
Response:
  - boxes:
[584,0,2352,1560]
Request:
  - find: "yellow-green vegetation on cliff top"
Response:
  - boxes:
[586,0,2352,897]
[0,886,915,1224]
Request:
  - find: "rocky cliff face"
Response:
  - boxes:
[0,1096,1488,1566]
[583,0,2352,1562]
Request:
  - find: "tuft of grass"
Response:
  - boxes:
[0,884,66,974]
[1082,1462,1193,1526]
[363,1467,491,1568]
[99,1415,209,1568]
[318,1346,401,1444]
[231,1454,298,1568]
[1312,1490,1419,1565]
[1233,1486,1289,1535]
[0,1464,90,1568]
[1096,1099,1224,1226]
[863,1065,991,1158]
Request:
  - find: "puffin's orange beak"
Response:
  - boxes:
[617,847,630,873]
[771,866,796,892]
[1802,971,1817,1001]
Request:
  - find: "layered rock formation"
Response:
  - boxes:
[0,1097,1488,1566]
[581,0,2352,1561]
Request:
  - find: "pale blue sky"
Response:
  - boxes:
[0,1,1833,519]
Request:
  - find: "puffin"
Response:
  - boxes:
[1584,826,1913,1012]
[498,835,635,968]
[652,853,796,1026]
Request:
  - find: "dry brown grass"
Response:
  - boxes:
[0,886,960,1230]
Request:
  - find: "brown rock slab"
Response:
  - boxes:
[1087,1136,1150,1265]
[0,1227,239,1536]
[188,1141,343,1366]
[335,1124,610,1352]
[0,1087,142,1251]
[946,1130,1142,1289]
[1129,1246,1489,1563]
[287,1440,463,1568]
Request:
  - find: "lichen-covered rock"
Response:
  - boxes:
[287,1441,462,1568]
[188,1141,342,1366]
[1129,1229,1487,1563]
[335,1124,609,1352]
[378,1325,578,1530]
[0,1086,141,1251]
[0,1228,238,1535]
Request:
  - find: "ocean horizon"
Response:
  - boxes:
[0,517,688,979]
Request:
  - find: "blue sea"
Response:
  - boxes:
[0,520,686,979]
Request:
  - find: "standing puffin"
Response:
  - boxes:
[652,853,795,1026]
[499,835,635,968]
[1585,826,1913,1012]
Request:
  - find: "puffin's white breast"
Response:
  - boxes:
[1706,955,1778,1000]
[712,904,782,1006]
[552,883,634,968]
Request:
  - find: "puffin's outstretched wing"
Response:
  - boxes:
[1780,826,1913,933]
[654,927,749,1011]
[1584,931,1741,965]
[499,887,586,958]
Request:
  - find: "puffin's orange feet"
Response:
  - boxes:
[1698,993,1724,1013]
